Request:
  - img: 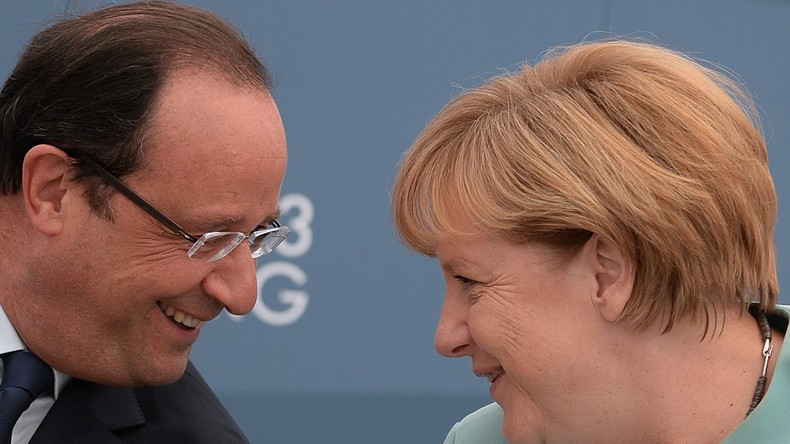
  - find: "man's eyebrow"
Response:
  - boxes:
[190,208,281,233]
[260,208,282,227]
[191,215,244,232]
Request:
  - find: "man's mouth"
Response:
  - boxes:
[485,369,505,383]
[157,301,206,330]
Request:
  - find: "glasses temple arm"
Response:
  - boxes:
[77,156,198,243]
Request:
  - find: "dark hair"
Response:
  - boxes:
[0,1,271,215]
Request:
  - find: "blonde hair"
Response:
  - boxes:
[392,39,778,332]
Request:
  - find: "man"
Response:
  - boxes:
[0,1,288,442]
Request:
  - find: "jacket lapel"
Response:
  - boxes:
[30,379,145,443]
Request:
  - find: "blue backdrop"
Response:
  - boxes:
[3,1,790,442]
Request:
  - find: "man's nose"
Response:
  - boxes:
[200,244,258,315]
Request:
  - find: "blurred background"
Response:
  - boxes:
[3,1,789,442]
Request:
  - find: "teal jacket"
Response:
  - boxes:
[444,305,790,443]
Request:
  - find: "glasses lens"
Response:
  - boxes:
[250,226,289,258]
[188,232,245,261]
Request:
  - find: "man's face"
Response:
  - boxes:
[23,69,287,386]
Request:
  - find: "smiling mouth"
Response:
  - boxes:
[157,301,206,330]
[485,369,505,383]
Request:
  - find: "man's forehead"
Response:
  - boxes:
[138,72,283,163]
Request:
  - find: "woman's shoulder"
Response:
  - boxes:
[443,403,507,444]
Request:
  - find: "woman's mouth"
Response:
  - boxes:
[485,369,505,383]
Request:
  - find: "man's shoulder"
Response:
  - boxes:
[129,361,249,443]
[443,402,507,444]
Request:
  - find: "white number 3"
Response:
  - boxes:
[276,193,313,258]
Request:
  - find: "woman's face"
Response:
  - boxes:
[434,228,617,443]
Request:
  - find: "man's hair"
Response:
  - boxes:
[0,0,271,215]
[392,39,778,332]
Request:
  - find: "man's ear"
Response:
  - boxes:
[585,234,635,323]
[22,145,73,236]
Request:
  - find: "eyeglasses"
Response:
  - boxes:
[75,155,289,262]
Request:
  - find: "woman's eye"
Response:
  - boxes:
[453,275,478,289]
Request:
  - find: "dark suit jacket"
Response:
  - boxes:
[30,361,250,443]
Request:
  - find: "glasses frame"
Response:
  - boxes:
[74,154,288,261]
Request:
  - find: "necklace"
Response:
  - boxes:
[746,305,773,417]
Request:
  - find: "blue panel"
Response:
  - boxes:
[3,1,790,441]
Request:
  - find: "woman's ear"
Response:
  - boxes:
[22,145,73,236]
[586,234,635,323]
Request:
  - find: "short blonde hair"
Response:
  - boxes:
[392,39,778,332]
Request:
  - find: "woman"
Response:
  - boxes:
[391,40,787,443]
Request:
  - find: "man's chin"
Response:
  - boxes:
[89,358,190,387]
[138,359,191,386]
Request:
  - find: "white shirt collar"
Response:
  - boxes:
[0,304,26,354]
[0,302,71,398]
